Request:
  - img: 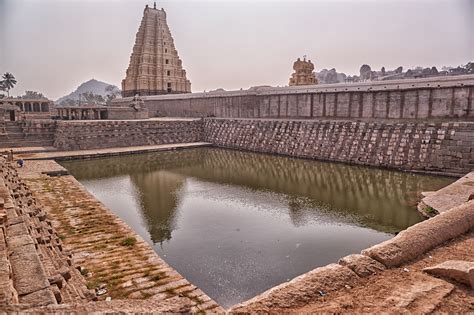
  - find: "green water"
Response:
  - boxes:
[61,148,454,307]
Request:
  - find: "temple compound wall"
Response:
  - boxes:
[53,119,203,150]
[204,119,474,176]
[113,75,474,120]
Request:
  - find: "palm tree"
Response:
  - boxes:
[0,81,5,99]
[2,72,17,97]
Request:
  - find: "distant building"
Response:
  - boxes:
[121,3,191,97]
[0,98,53,121]
[289,57,318,86]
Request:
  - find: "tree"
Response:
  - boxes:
[0,81,6,98]
[1,72,17,97]
[464,62,474,74]
[22,90,46,99]
[81,91,105,104]
[105,85,120,103]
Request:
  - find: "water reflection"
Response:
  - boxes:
[62,148,454,307]
[65,148,452,236]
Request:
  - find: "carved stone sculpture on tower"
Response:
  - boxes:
[289,57,318,86]
[122,4,191,97]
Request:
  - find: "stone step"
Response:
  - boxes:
[0,141,54,148]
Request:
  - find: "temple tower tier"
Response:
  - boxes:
[122,4,191,97]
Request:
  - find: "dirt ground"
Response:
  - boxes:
[292,230,474,314]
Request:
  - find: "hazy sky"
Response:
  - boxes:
[1,0,473,100]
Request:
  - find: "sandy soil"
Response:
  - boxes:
[292,230,474,314]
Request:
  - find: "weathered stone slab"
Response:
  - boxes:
[0,250,16,306]
[19,287,56,306]
[362,200,474,267]
[338,254,385,277]
[6,234,34,249]
[229,264,360,313]
[382,279,454,313]
[9,243,50,296]
[6,222,29,237]
[423,260,474,288]
[422,171,474,213]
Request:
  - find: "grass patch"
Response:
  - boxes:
[150,274,161,282]
[120,237,137,247]
[141,291,153,299]
[93,244,107,251]
[425,206,436,215]
[86,278,101,290]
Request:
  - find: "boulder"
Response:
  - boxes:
[338,254,385,277]
[423,260,474,288]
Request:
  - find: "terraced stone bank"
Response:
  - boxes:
[0,158,222,312]
[0,157,92,309]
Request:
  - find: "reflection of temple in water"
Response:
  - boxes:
[130,171,186,244]
[63,147,453,240]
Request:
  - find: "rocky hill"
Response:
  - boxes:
[56,79,120,104]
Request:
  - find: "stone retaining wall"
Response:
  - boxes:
[53,119,203,150]
[204,119,474,176]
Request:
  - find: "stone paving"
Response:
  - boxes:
[16,142,211,161]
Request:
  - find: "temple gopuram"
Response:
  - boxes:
[289,57,318,86]
[122,3,191,97]
[121,2,191,97]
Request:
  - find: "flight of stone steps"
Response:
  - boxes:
[0,156,94,309]
[0,121,55,148]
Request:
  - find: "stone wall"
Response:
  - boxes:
[53,119,203,150]
[204,118,474,176]
[0,156,93,308]
[0,120,56,149]
[112,75,474,120]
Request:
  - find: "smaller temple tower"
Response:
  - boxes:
[289,57,318,86]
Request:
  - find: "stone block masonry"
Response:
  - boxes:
[204,118,474,176]
[53,119,203,151]
[113,75,474,120]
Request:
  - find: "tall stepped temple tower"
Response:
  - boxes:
[122,2,191,97]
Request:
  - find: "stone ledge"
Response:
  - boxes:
[9,243,50,296]
[420,171,474,214]
[362,200,474,267]
[229,264,360,313]
[423,260,474,288]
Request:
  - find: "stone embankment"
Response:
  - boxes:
[205,118,474,176]
[0,156,93,309]
[2,115,474,178]
[1,158,222,313]
[53,119,203,151]
[229,174,474,313]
